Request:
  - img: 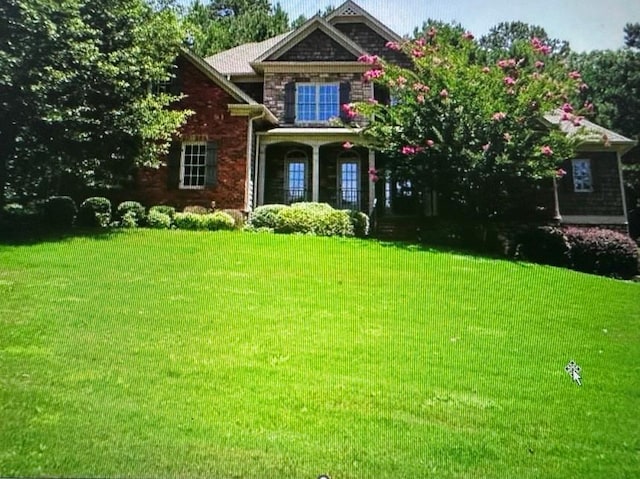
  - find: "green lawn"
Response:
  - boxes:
[1,230,639,478]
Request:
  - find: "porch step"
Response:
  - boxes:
[374,217,420,241]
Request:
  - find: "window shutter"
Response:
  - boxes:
[561,159,573,192]
[284,82,296,124]
[205,141,218,188]
[339,81,351,121]
[166,141,182,189]
[169,63,182,96]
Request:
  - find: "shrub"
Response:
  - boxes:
[274,206,316,234]
[314,210,354,237]
[563,227,639,279]
[120,211,138,228]
[77,197,111,228]
[116,201,145,226]
[222,209,245,229]
[514,226,570,266]
[44,196,77,229]
[205,212,236,231]
[174,212,208,230]
[290,202,334,214]
[183,205,209,215]
[346,210,370,238]
[146,210,172,229]
[272,203,354,236]
[249,204,288,229]
[1,202,41,233]
[149,205,176,218]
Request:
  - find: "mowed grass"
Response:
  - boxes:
[0,230,639,478]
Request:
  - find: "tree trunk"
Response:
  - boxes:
[0,122,17,210]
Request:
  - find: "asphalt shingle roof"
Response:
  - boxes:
[544,112,635,145]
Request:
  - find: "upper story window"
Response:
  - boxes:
[572,158,593,192]
[296,83,339,123]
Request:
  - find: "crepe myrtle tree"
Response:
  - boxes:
[342,26,591,221]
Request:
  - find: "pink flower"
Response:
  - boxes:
[343,142,354,149]
[439,89,449,98]
[531,72,541,80]
[568,70,582,80]
[531,37,552,55]
[397,76,407,87]
[462,31,474,40]
[579,83,589,91]
[492,112,507,121]
[415,38,426,47]
[572,116,584,126]
[561,112,574,122]
[417,94,425,104]
[482,143,491,152]
[482,66,491,73]
[584,101,594,111]
[368,167,379,182]
[402,146,416,155]
[412,49,425,58]
[556,168,567,178]
[385,41,400,50]
[503,76,516,86]
[358,54,381,65]
[426,139,435,147]
[535,60,545,69]
[427,27,437,38]
[367,98,379,104]
[341,103,357,119]
[561,103,574,113]
[541,145,554,156]
[363,69,384,82]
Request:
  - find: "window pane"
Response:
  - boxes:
[572,159,592,191]
[287,162,306,202]
[340,161,359,208]
[318,85,339,121]
[297,85,316,122]
[182,143,207,188]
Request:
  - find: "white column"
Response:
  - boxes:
[368,149,376,213]
[258,143,267,206]
[312,144,320,202]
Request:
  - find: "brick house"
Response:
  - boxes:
[135,0,636,232]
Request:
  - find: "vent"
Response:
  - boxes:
[340,6,359,15]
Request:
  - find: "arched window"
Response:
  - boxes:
[337,150,360,209]
[284,149,308,204]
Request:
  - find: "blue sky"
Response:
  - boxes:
[279,0,640,52]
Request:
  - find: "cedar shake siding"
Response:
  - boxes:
[236,82,264,103]
[558,152,625,217]
[263,73,371,124]
[333,22,411,67]
[135,57,249,210]
[274,30,358,62]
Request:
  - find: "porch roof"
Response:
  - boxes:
[258,127,364,145]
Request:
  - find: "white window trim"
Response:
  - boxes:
[337,151,361,210]
[179,141,207,190]
[295,82,340,124]
[571,158,594,193]
[284,150,309,203]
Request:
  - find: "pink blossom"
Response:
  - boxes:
[363,69,384,82]
[367,98,379,104]
[368,167,379,182]
[426,139,435,147]
[415,38,426,46]
[584,101,594,111]
[579,83,589,91]
[358,54,381,65]
[427,27,437,38]
[343,142,354,149]
[401,145,424,155]
[482,66,491,73]
[497,58,517,69]
[561,112,574,122]
[462,31,474,40]
[531,72,541,80]
[561,103,574,113]
[503,76,516,86]
[556,168,567,178]
[568,70,582,80]
[417,94,425,104]
[541,145,554,156]
[572,116,584,126]
[397,76,408,87]
[341,103,357,119]
[535,60,545,69]
[385,41,400,50]
[492,112,507,121]
[531,37,552,55]
[412,49,425,58]
[482,143,491,152]
[439,89,449,98]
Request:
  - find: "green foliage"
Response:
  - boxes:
[479,21,570,60]
[43,196,77,230]
[173,211,235,230]
[563,227,639,279]
[208,211,236,230]
[249,204,288,229]
[146,210,173,229]
[120,211,139,229]
[515,225,570,266]
[273,203,354,237]
[0,0,191,205]
[221,209,246,229]
[353,27,587,222]
[116,201,146,226]
[624,22,640,49]
[77,197,112,228]
[346,210,370,238]
[183,205,209,215]
[149,205,176,218]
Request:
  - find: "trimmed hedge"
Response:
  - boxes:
[147,210,172,229]
[116,201,145,226]
[183,205,209,215]
[347,210,370,238]
[77,197,111,228]
[149,205,176,218]
[249,204,288,229]
[44,196,77,229]
[515,226,570,267]
[173,212,235,231]
[222,209,245,229]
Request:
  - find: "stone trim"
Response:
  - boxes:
[254,62,370,74]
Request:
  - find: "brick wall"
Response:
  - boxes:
[134,57,249,211]
[264,72,371,124]
[557,151,624,216]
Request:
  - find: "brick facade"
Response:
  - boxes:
[264,72,371,124]
[134,57,249,210]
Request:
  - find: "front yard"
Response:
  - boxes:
[0,230,638,478]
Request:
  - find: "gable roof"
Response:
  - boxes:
[180,47,256,104]
[253,15,364,63]
[326,0,403,43]
[206,32,291,76]
[544,111,636,153]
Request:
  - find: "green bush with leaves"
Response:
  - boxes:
[77,197,111,228]
[146,210,172,229]
[515,226,570,266]
[221,209,246,229]
[149,205,176,218]
[347,210,370,238]
[249,204,288,229]
[173,212,236,231]
[274,206,316,234]
[183,205,209,215]
[116,201,146,226]
[44,196,77,229]
[206,212,236,231]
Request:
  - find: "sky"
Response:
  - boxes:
[277,0,640,52]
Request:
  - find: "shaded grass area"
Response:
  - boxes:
[1,230,639,478]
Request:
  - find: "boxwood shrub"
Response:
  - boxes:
[347,210,370,238]
[174,212,236,231]
[146,210,172,229]
[116,201,146,226]
[183,205,209,215]
[249,204,288,229]
[44,196,77,229]
[149,205,176,218]
[77,197,111,228]
[514,226,570,267]
[221,209,245,229]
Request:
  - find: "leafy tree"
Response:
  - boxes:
[183,0,289,57]
[480,21,570,60]
[288,5,336,30]
[347,27,590,223]
[0,0,190,206]
[624,22,640,49]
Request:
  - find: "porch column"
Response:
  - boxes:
[312,144,320,202]
[258,143,267,206]
[368,149,376,213]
